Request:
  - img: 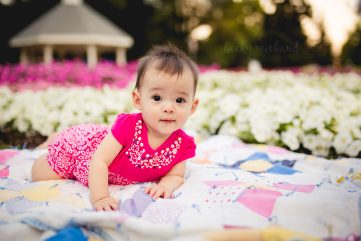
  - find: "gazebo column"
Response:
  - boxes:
[20,48,29,64]
[86,45,98,68]
[43,45,53,64]
[116,47,126,66]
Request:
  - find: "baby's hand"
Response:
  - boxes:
[93,197,119,211]
[144,183,174,199]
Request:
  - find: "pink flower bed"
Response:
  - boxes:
[0,60,137,90]
[0,60,219,91]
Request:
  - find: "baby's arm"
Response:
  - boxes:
[88,133,123,211]
[145,161,186,199]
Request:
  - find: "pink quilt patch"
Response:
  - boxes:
[0,150,20,164]
[237,188,282,218]
[0,166,9,178]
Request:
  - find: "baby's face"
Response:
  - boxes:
[132,65,198,139]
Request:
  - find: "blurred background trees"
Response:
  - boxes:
[342,24,361,66]
[0,0,360,68]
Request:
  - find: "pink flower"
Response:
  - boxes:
[0,60,219,91]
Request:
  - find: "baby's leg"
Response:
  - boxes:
[31,154,63,181]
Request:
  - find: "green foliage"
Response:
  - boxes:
[197,0,264,67]
[144,0,194,52]
[255,0,319,67]
[0,0,348,67]
[138,0,336,67]
[342,24,361,66]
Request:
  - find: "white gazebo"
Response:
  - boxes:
[9,0,133,67]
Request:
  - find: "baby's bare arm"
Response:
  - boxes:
[88,133,123,211]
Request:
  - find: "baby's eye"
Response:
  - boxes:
[152,95,162,101]
[176,97,186,104]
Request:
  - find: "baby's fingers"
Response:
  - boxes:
[152,189,164,199]
[104,205,112,211]
[162,191,172,199]
[96,206,104,212]
[109,199,119,210]
[144,185,152,194]
[148,187,158,197]
[96,204,110,212]
[94,198,118,211]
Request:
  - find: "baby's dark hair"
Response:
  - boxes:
[135,44,199,93]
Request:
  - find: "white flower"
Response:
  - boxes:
[250,114,278,143]
[217,94,242,118]
[300,106,331,131]
[301,134,332,156]
[235,110,251,133]
[15,119,28,132]
[281,127,301,150]
[345,140,361,157]
[218,120,239,136]
[333,131,353,154]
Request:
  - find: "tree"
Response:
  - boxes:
[341,23,361,66]
[256,0,314,67]
[144,0,191,52]
[0,0,59,64]
[85,0,154,60]
[191,0,333,68]
[307,26,332,66]
[197,0,264,67]
[0,0,336,67]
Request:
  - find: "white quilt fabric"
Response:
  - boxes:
[0,135,360,241]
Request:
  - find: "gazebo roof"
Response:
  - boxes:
[10,0,133,48]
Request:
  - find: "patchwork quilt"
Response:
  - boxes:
[0,135,360,241]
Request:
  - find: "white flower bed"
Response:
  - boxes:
[0,85,134,136]
[1,70,361,157]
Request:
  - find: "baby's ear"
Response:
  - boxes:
[132,90,141,110]
[191,98,199,114]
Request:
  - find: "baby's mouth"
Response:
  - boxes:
[160,119,175,123]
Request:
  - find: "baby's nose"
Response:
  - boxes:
[162,101,174,113]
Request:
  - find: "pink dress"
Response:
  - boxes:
[47,113,196,186]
